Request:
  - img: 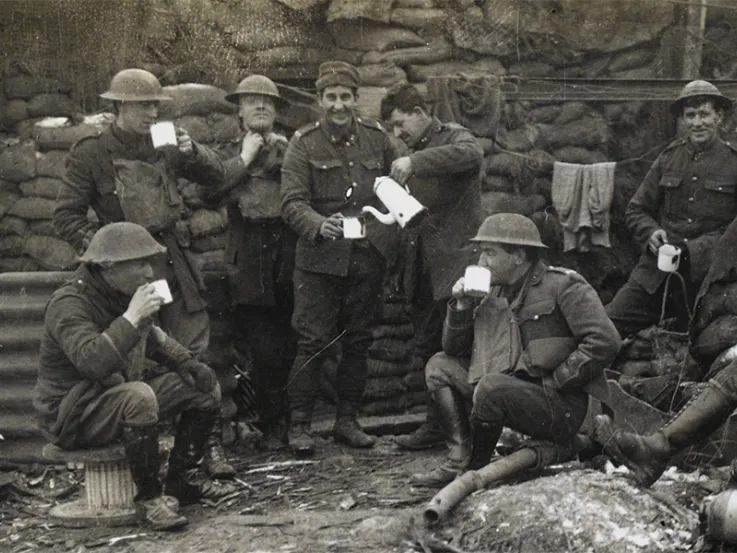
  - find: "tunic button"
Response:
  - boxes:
[687,218,693,223]
[352,182,357,187]
[719,187,723,191]
[321,165,327,169]
[533,315,539,320]
[113,190,117,195]
[692,176,698,181]
[346,142,351,146]
[348,161,354,167]
[689,197,694,202]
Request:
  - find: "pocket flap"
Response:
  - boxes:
[361,158,383,171]
[516,298,556,324]
[705,179,737,193]
[658,174,681,188]
[309,158,343,170]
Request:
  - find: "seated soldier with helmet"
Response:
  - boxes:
[411,213,621,487]
[33,222,234,531]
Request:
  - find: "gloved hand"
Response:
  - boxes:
[178,360,218,393]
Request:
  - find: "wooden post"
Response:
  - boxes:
[682,0,708,79]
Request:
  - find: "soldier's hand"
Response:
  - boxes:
[179,360,218,393]
[123,283,164,328]
[240,131,265,167]
[175,126,194,155]
[389,156,413,185]
[451,277,473,310]
[265,132,288,150]
[647,229,668,255]
[320,213,344,240]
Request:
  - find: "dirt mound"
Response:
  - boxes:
[440,466,701,552]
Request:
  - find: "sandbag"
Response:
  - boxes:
[541,116,609,150]
[381,301,409,324]
[158,84,236,120]
[33,123,103,152]
[496,124,540,153]
[329,20,425,52]
[327,0,394,22]
[481,191,547,217]
[363,37,454,66]
[188,208,227,238]
[0,215,27,236]
[407,61,476,83]
[208,113,241,144]
[177,179,206,210]
[356,87,386,120]
[0,189,22,219]
[555,102,589,125]
[192,249,227,272]
[389,8,446,30]
[528,105,561,125]
[19,177,65,200]
[0,141,37,183]
[36,150,68,179]
[363,376,407,401]
[367,358,412,378]
[175,115,213,144]
[368,337,410,362]
[507,61,555,77]
[552,146,609,165]
[248,47,330,68]
[28,219,57,237]
[357,63,408,87]
[1,99,29,128]
[372,323,414,339]
[27,93,78,118]
[693,315,737,361]
[0,256,41,273]
[7,196,57,220]
[3,75,72,100]
[191,232,228,253]
[0,235,25,256]
[402,370,426,393]
[361,396,407,416]
[23,235,78,270]
[482,174,513,193]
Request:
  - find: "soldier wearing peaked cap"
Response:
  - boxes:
[280,61,401,455]
[410,214,621,487]
[33,222,237,530]
[607,79,737,338]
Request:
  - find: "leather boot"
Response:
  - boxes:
[465,420,502,472]
[394,401,444,450]
[410,388,470,488]
[333,401,376,448]
[202,417,236,479]
[288,411,315,456]
[121,425,188,531]
[164,411,239,504]
[333,417,376,448]
[594,381,736,487]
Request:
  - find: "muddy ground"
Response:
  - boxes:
[2,420,737,553]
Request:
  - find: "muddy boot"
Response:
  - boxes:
[259,417,289,451]
[288,411,315,456]
[465,420,502,472]
[410,388,470,487]
[203,418,236,479]
[594,381,736,487]
[121,425,188,531]
[394,401,444,450]
[333,417,376,448]
[164,411,238,504]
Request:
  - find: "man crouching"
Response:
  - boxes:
[33,222,230,530]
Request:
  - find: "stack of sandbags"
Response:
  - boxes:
[362,294,416,416]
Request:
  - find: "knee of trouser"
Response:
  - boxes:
[425,352,453,392]
[471,374,511,422]
[123,382,159,425]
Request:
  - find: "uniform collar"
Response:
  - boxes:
[413,116,443,150]
[320,115,358,145]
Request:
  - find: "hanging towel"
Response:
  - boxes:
[552,161,616,252]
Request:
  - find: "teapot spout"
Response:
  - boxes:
[361,205,396,225]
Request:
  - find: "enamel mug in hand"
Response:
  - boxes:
[343,217,366,239]
[151,279,173,304]
[150,121,178,149]
[463,265,491,297]
[657,244,681,273]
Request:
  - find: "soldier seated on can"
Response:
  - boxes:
[33,222,236,531]
[410,213,621,488]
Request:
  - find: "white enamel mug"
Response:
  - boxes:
[463,265,491,297]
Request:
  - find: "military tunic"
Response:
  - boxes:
[607,137,737,336]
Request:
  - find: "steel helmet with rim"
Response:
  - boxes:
[470,213,548,248]
[99,69,172,102]
[670,80,733,115]
[225,74,285,106]
[79,222,167,264]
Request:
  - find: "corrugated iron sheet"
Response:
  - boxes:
[0,271,71,465]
